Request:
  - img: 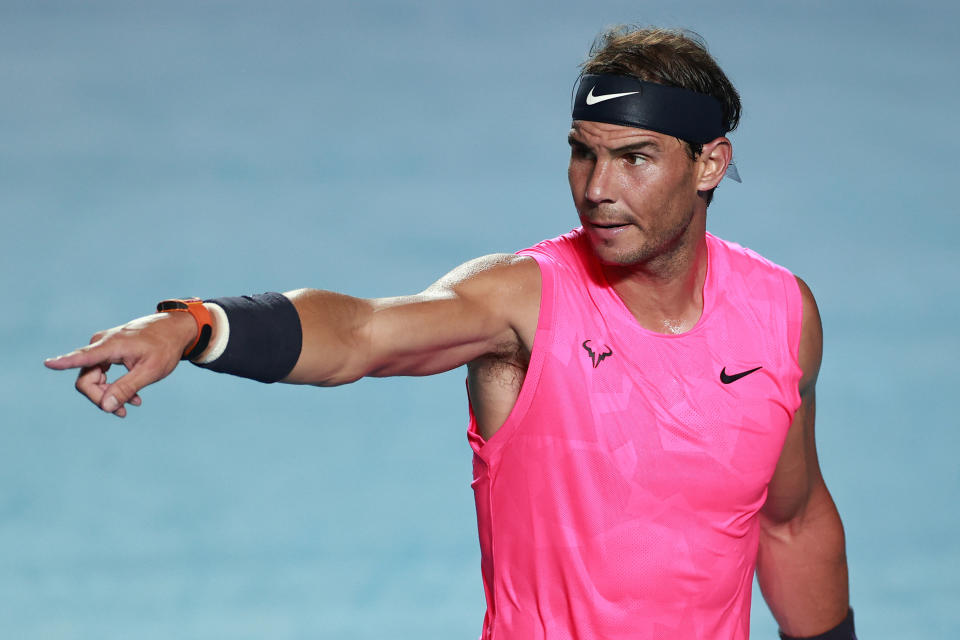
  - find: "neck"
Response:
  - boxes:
[601,217,709,335]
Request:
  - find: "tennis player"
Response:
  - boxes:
[47,26,855,640]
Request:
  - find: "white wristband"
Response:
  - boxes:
[192,303,230,364]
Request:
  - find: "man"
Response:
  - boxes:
[46,27,853,640]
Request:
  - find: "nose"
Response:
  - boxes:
[585,158,616,205]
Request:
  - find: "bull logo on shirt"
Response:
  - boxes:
[582,340,613,368]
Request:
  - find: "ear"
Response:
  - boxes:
[695,137,732,191]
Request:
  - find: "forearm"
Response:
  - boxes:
[757,482,850,637]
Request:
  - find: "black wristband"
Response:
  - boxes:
[196,292,303,383]
[780,608,856,640]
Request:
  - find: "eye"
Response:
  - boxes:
[627,153,647,166]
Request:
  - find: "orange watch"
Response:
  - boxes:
[156,297,213,360]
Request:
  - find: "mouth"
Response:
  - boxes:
[586,221,631,240]
[588,221,630,229]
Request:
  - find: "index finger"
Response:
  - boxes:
[44,341,117,371]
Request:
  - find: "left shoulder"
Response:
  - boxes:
[707,232,793,277]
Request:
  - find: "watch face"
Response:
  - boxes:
[157,298,201,312]
[157,300,190,312]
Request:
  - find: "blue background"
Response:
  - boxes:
[3,0,958,637]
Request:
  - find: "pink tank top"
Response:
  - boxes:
[468,228,804,639]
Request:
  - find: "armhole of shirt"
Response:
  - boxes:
[783,271,804,414]
[469,249,557,466]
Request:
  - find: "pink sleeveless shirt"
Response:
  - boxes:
[468,228,804,639]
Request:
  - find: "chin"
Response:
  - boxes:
[590,237,652,267]
[590,240,652,267]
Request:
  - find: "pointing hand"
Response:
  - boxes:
[44,311,198,418]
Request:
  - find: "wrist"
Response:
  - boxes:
[156,298,213,360]
[162,310,200,356]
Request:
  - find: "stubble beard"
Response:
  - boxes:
[593,208,697,273]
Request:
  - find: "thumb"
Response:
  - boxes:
[100,358,171,412]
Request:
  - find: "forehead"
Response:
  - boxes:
[569,120,680,149]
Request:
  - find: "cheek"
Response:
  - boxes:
[616,164,641,189]
[636,166,694,209]
[620,169,663,208]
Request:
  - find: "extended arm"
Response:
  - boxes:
[45,254,540,416]
[756,277,850,637]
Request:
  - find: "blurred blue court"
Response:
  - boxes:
[2,1,958,637]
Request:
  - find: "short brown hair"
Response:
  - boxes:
[580,26,741,202]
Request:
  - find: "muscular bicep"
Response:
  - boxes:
[364,255,539,376]
[762,277,825,524]
[283,254,540,385]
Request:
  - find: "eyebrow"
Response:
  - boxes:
[610,140,661,154]
[567,134,661,155]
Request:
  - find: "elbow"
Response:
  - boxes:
[759,484,847,552]
[759,510,810,548]
[303,369,364,388]
[296,350,370,387]
[286,331,373,387]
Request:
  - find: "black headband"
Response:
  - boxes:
[572,74,726,144]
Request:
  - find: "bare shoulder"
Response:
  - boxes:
[428,253,540,296]
[427,253,542,351]
[794,276,823,394]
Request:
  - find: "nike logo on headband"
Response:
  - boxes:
[585,86,640,105]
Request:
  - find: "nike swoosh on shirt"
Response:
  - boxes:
[720,366,763,384]
[585,86,640,105]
